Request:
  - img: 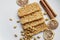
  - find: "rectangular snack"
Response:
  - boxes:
[32,23,48,35]
[23,18,44,29]
[20,11,43,24]
[24,23,48,36]
[18,2,41,17]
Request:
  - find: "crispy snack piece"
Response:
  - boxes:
[18,2,41,17]
[23,18,44,29]
[20,11,43,24]
[24,23,48,36]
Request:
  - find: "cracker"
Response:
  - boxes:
[24,23,48,36]
[20,11,43,24]
[32,23,48,35]
[18,2,41,17]
[23,18,44,29]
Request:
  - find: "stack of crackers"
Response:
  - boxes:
[18,2,47,37]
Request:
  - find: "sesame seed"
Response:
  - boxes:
[37,36,40,39]
[13,26,17,29]
[44,12,47,15]
[21,31,24,33]
[9,18,13,21]
[45,18,49,21]
[14,34,17,37]
[17,20,20,23]
[34,37,36,40]
[21,33,25,36]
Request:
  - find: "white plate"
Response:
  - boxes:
[0,0,60,40]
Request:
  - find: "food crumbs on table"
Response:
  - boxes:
[9,18,13,21]
[21,31,24,33]
[13,26,17,29]
[17,20,20,23]
[14,34,17,37]
[34,37,36,40]
[45,18,49,21]
[44,12,47,15]
[21,33,25,36]
[20,38,22,40]
[37,36,40,39]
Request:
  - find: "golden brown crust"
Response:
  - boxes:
[23,18,44,29]
[24,23,48,36]
[20,11,43,24]
[18,2,41,17]
[18,2,48,38]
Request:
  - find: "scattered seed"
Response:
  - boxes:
[44,12,47,15]
[30,36,33,39]
[21,33,25,36]
[20,38,23,40]
[23,37,25,40]
[17,20,20,23]
[9,18,13,21]
[34,37,36,40]
[45,18,49,21]
[21,31,24,33]
[14,34,17,37]
[37,36,40,39]
[13,26,17,29]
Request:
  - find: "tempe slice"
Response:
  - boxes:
[23,18,44,29]
[24,23,48,36]
[20,11,43,24]
[18,2,41,17]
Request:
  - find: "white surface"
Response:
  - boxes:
[0,0,60,40]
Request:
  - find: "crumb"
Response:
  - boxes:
[13,26,17,29]
[21,33,25,36]
[20,38,23,40]
[17,20,20,23]
[14,34,17,37]
[37,36,40,39]
[21,31,24,33]
[44,12,47,15]
[23,37,25,40]
[30,36,33,39]
[34,37,36,40]
[9,18,13,21]
[45,18,49,21]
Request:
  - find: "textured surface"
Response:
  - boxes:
[0,0,60,40]
[20,11,43,24]
[23,18,44,29]
[18,2,41,17]
[24,23,48,36]
[19,2,46,37]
